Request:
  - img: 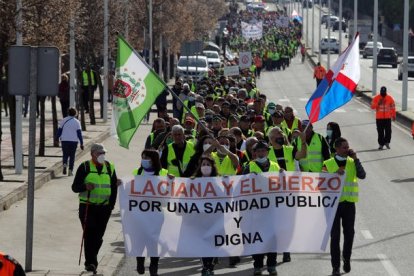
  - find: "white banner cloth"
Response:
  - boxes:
[119,172,344,257]
[241,21,263,40]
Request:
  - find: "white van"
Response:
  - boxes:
[176,56,209,81]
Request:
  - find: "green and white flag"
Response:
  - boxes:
[113,36,166,148]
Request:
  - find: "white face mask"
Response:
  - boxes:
[201,165,212,176]
[256,157,267,164]
[326,130,333,138]
[97,154,106,164]
[141,159,152,169]
[268,108,276,115]
[203,144,211,152]
[335,154,347,161]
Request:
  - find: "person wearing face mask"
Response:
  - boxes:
[193,156,219,276]
[370,86,396,150]
[183,135,214,177]
[322,137,366,276]
[145,118,166,149]
[242,141,281,276]
[210,136,239,176]
[325,122,341,155]
[72,143,120,273]
[133,149,167,275]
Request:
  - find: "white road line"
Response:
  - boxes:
[361,230,373,240]
[334,108,346,113]
[407,98,414,101]
[357,108,370,113]
[299,98,309,102]
[278,98,290,102]
[377,254,401,276]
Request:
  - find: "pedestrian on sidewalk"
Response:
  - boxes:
[58,74,70,118]
[370,86,396,150]
[322,137,366,276]
[313,62,327,87]
[72,143,120,273]
[0,251,26,275]
[57,107,84,176]
[133,149,167,276]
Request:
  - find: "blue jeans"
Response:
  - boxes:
[61,141,78,170]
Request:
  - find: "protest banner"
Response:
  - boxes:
[223,65,240,77]
[241,21,263,40]
[119,172,344,257]
[238,51,252,69]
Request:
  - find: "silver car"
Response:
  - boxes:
[398,56,414,80]
[362,41,383,58]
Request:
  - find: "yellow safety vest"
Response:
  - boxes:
[211,152,237,176]
[167,141,195,176]
[82,70,96,86]
[79,161,114,205]
[281,117,299,132]
[249,160,280,173]
[297,134,323,172]
[323,157,358,202]
[267,145,295,171]
[133,168,168,176]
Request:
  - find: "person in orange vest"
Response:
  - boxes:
[253,53,263,79]
[313,62,327,87]
[370,86,396,150]
[0,251,26,276]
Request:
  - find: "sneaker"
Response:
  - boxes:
[137,263,145,274]
[68,170,73,176]
[268,266,278,275]
[62,166,67,175]
[343,258,351,273]
[85,264,96,272]
[378,145,384,150]
[254,267,262,275]
[332,268,340,276]
[385,143,390,149]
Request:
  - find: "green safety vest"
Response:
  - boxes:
[297,134,323,172]
[323,157,358,203]
[267,145,295,171]
[211,152,237,176]
[249,160,280,173]
[133,168,168,176]
[79,161,114,205]
[82,70,95,86]
[281,117,299,132]
[167,141,195,176]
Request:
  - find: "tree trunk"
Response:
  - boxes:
[98,73,103,118]
[8,95,16,166]
[51,96,59,147]
[38,97,46,156]
[88,83,96,125]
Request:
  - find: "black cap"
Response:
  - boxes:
[253,141,270,151]
[380,86,387,93]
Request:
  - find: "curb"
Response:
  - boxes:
[0,127,111,212]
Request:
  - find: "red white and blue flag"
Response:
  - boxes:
[305,34,360,123]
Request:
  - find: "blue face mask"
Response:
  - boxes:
[256,157,268,164]
[141,159,152,169]
[335,154,347,161]
[326,130,333,138]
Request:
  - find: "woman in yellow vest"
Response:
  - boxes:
[322,137,366,276]
[242,141,281,276]
[133,149,168,276]
[193,156,219,276]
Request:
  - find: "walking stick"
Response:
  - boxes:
[78,190,91,266]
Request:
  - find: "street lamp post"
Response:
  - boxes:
[402,0,409,110]
[311,0,315,55]
[372,0,378,96]
[318,0,322,62]
[327,0,331,70]
[338,0,342,53]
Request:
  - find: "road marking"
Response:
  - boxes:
[299,98,309,102]
[357,108,370,112]
[408,98,414,101]
[377,254,401,276]
[361,230,373,239]
[334,108,346,113]
[278,98,290,102]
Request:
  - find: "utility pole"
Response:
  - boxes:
[149,0,153,68]
[159,4,163,80]
[353,0,357,38]
[124,0,129,40]
[372,0,378,96]
[402,0,409,111]
[103,0,108,122]
[69,19,76,107]
[306,0,309,47]
[311,0,315,55]
[327,0,331,70]
[15,0,23,174]
[318,0,322,62]
[339,0,342,53]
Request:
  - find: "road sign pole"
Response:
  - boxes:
[402,0,409,111]
[15,0,23,174]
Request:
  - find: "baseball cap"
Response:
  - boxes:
[91,143,107,153]
[380,86,387,93]
[254,115,265,123]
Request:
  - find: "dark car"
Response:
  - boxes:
[332,20,347,32]
[377,47,398,68]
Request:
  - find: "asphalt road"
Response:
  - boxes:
[115,45,414,275]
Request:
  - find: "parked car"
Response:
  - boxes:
[302,0,313,8]
[362,41,383,58]
[398,56,414,80]
[332,19,347,32]
[377,47,398,68]
[176,56,209,81]
[325,16,339,29]
[320,37,340,54]
[203,50,221,68]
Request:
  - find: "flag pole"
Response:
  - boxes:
[117,36,211,134]
[306,32,359,125]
